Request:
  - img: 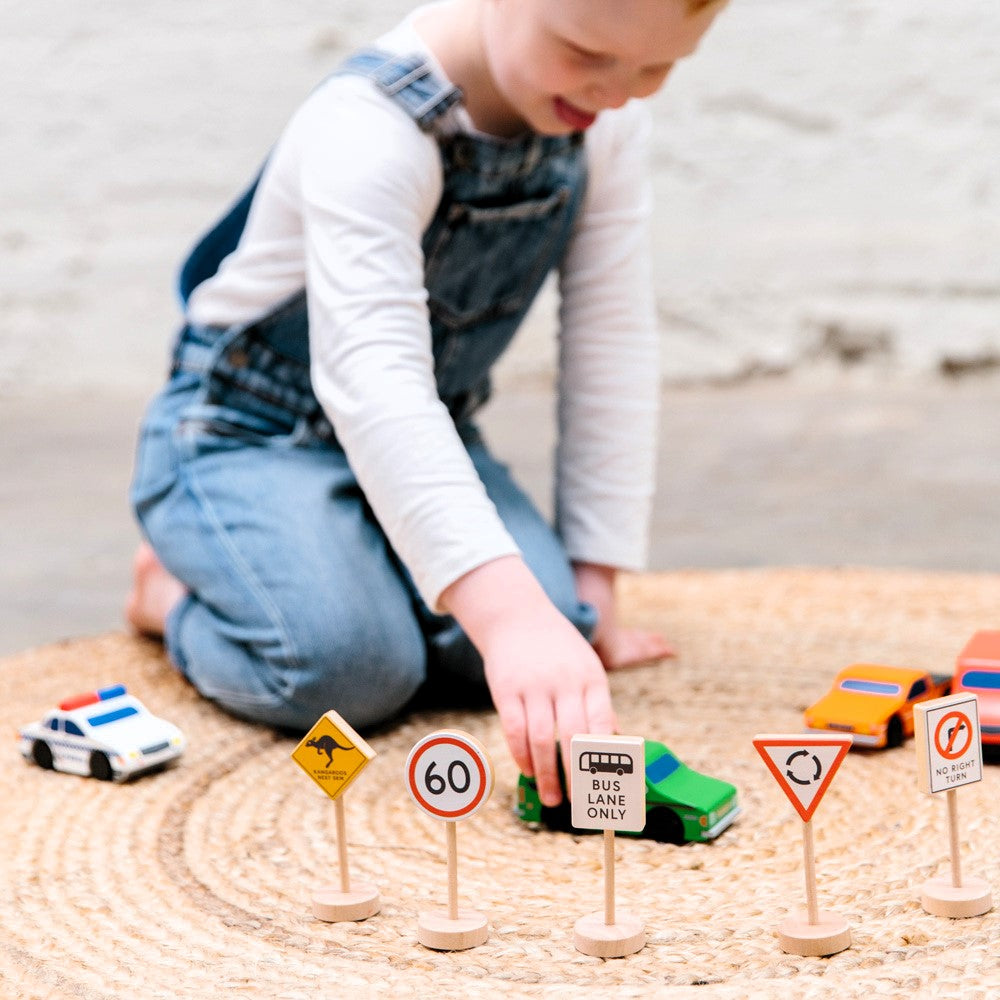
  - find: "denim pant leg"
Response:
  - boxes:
[131,380,426,732]
[421,436,597,688]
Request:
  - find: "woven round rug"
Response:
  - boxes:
[4,569,1000,1000]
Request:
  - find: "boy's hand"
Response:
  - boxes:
[482,606,615,807]
[440,556,617,807]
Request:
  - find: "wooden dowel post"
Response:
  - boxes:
[604,829,616,926]
[446,820,459,920]
[335,796,350,893]
[802,819,819,925]
[947,789,962,888]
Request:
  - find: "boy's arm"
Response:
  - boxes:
[296,81,522,606]
[557,105,674,671]
[556,102,659,575]
[440,555,616,807]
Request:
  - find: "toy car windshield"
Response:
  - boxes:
[839,679,900,696]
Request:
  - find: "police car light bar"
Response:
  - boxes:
[58,685,128,712]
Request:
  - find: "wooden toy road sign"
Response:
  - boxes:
[291,710,376,800]
[569,734,647,959]
[406,730,495,951]
[570,735,646,832]
[406,730,494,820]
[753,735,851,823]
[914,693,983,795]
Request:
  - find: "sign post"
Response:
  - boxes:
[913,693,992,918]
[406,729,495,950]
[291,710,379,921]
[753,734,852,956]
[569,734,646,957]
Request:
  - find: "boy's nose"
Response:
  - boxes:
[587,72,635,111]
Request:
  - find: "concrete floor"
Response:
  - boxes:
[2,373,998,657]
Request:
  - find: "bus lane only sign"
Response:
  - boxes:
[914,693,982,795]
[570,735,646,833]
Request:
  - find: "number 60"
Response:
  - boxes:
[424,759,471,795]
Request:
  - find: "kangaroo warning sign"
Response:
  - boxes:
[914,693,982,795]
[753,734,851,823]
[292,710,376,800]
[570,734,646,832]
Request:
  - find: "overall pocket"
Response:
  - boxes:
[424,186,571,332]
[178,325,318,449]
[176,402,309,450]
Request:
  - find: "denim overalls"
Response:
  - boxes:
[131,51,598,731]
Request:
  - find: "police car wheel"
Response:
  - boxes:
[89,751,114,781]
[31,741,54,770]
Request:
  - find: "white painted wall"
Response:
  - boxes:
[3,1,998,393]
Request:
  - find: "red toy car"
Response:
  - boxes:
[951,630,1000,745]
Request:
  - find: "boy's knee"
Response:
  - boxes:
[282,615,426,731]
[172,595,426,732]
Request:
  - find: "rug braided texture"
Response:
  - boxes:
[4,569,1000,1000]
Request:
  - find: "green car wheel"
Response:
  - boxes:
[642,806,685,845]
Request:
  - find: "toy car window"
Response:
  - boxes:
[907,679,927,699]
[839,679,900,696]
[64,721,85,737]
[87,705,139,727]
[47,718,61,732]
[962,670,1000,690]
[646,751,681,784]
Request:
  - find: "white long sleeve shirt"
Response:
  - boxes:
[187,12,660,610]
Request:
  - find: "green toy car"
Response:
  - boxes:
[516,739,740,844]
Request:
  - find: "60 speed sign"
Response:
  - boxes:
[406,730,494,820]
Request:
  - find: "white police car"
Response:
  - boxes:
[19,684,185,781]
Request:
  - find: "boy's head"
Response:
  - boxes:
[479,0,726,135]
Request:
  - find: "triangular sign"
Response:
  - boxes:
[753,734,852,822]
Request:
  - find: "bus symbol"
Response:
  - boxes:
[579,751,634,776]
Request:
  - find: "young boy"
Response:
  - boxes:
[128,0,726,807]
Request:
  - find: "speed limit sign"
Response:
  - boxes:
[406,730,494,820]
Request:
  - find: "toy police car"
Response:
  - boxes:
[19,684,185,781]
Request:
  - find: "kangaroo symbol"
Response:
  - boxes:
[307,734,351,766]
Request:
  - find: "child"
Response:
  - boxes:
[128,0,726,807]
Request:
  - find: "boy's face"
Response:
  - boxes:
[480,0,722,135]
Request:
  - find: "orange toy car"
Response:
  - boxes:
[951,630,1000,745]
[804,663,951,748]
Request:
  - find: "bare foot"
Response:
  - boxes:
[125,543,187,638]
[595,625,676,672]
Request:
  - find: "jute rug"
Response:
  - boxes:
[4,569,1000,1000]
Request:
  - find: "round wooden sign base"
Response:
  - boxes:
[573,911,645,958]
[311,881,381,922]
[417,909,489,950]
[921,876,993,918]
[777,910,851,957]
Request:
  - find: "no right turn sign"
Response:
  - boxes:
[914,693,982,795]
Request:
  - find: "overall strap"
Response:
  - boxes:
[176,49,462,308]
[177,166,264,307]
[338,48,463,131]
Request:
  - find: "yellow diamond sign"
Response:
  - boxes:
[291,710,376,800]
